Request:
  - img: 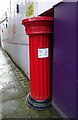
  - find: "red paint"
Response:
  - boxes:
[22,17,53,101]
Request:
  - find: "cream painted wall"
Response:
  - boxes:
[1,0,63,79]
[1,0,30,78]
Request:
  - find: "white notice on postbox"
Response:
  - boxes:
[38,48,49,58]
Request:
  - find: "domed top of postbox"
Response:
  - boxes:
[22,16,54,35]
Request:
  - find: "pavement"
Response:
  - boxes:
[0,48,61,119]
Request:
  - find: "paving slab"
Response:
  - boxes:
[4,112,31,118]
[29,108,60,118]
[2,97,30,117]
[0,103,2,114]
[0,113,2,120]
[0,76,17,85]
[2,84,27,102]
[0,87,2,103]
[0,48,61,119]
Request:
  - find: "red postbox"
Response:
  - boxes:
[22,17,53,110]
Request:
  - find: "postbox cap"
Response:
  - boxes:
[22,16,54,34]
[22,16,54,24]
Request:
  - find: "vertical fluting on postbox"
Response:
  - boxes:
[22,17,54,110]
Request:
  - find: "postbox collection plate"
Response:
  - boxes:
[38,48,49,58]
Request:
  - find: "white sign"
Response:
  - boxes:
[38,48,49,58]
